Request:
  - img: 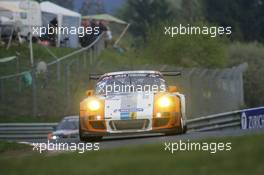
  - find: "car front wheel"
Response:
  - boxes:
[79,132,102,142]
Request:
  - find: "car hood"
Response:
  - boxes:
[52,129,79,136]
[104,92,154,120]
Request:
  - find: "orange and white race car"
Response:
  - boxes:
[79,71,187,141]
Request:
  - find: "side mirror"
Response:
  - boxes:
[86,90,94,96]
[168,86,177,93]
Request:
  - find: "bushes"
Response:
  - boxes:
[138,22,229,68]
[228,42,264,107]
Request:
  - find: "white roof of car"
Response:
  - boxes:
[63,116,79,120]
[102,70,162,77]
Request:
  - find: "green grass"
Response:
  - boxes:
[0,140,31,154]
[0,134,263,175]
[0,44,75,75]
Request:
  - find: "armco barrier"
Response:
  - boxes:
[0,123,57,140]
[0,107,263,140]
[187,107,264,131]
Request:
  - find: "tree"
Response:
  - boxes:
[120,0,173,40]
[79,0,106,15]
[228,42,264,107]
[203,0,264,42]
[34,0,74,10]
[140,21,228,68]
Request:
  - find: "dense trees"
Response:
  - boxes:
[203,0,264,42]
[120,0,173,40]
[228,42,264,107]
[35,0,74,10]
[120,0,264,43]
[79,0,106,15]
[118,0,264,107]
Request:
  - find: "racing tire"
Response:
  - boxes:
[79,122,102,142]
[182,125,187,134]
[164,127,182,136]
[164,118,187,135]
[79,132,102,142]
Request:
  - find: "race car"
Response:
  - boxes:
[79,71,187,141]
[48,116,79,140]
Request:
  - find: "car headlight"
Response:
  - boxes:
[52,135,58,140]
[87,100,100,111]
[158,96,171,108]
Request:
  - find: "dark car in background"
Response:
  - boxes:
[48,116,79,140]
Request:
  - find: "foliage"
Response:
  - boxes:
[139,21,229,68]
[119,0,173,40]
[80,0,106,15]
[53,0,74,10]
[0,141,30,153]
[228,42,264,107]
[203,0,264,42]
[0,44,86,119]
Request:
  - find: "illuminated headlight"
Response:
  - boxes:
[96,115,102,120]
[52,135,58,140]
[158,96,171,108]
[88,100,100,111]
[156,113,162,118]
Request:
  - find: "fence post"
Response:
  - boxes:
[89,49,93,65]
[16,56,21,92]
[77,57,80,74]
[57,62,61,81]
[31,69,37,117]
[65,65,71,107]
[83,51,87,69]
[0,79,4,101]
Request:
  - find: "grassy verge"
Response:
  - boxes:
[0,133,263,175]
[0,44,75,75]
[0,44,88,119]
[0,141,31,154]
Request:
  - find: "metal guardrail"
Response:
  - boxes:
[0,123,57,140]
[186,110,241,132]
[0,107,263,140]
[187,106,264,131]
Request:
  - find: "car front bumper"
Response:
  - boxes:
[80,116,182,137]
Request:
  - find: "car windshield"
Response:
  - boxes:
[95,73,166,95]
[56,118,79,130]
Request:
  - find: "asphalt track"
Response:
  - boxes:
[22,128,264,150]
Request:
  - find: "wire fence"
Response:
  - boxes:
[0,33,105,117]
